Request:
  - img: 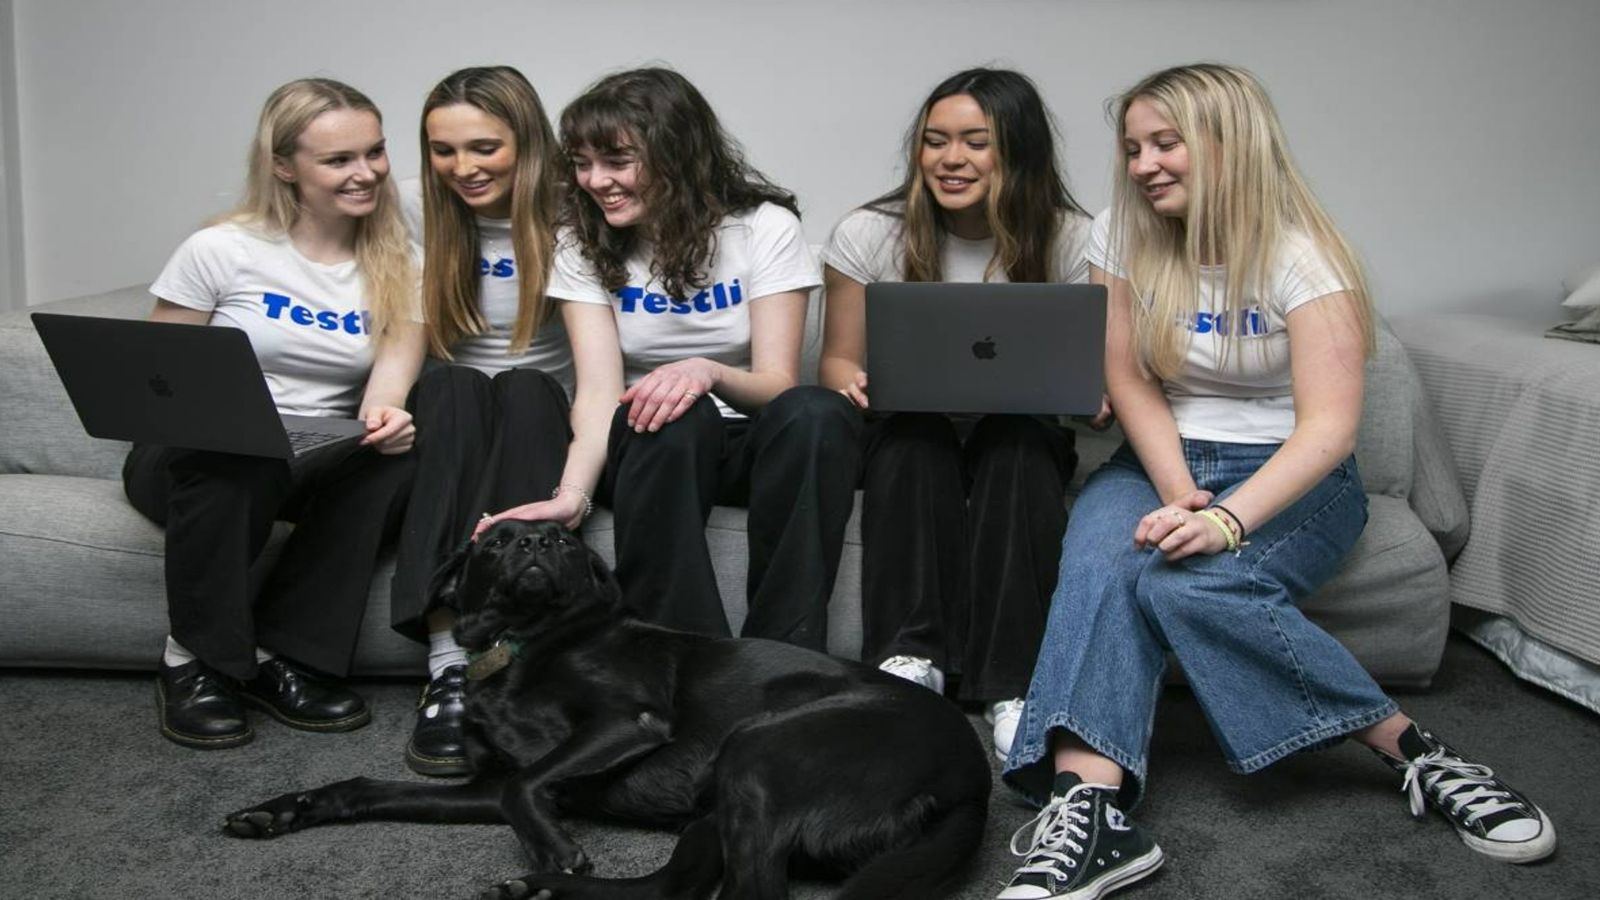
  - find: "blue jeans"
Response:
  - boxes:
[1002,440,1398,810]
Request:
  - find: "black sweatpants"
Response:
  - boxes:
[122,441,415,680]
[388,364,570,640]
[859,413,1075,701]
[598,385,861,651]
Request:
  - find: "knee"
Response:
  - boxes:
[758,385,861,443]
[414,364,491,419]
[615,395,721,459]
[491,367,563,404]
[870,412,957,458]
[1133,559,1234,627]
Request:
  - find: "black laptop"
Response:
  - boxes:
[32,313,367,459]
[864,282,1107,415]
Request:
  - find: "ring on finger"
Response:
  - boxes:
[684,391,700,402]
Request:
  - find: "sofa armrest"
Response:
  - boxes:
[0,288,152,478]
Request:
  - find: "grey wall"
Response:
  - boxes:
[0,0,23,311]
[9,0,1600,318]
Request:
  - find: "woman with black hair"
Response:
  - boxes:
[480,67,860,651]
[818,68,1094,759]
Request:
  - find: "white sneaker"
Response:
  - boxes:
[987,698,1026,762]
[878,655,945,694]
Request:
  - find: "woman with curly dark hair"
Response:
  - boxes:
[479,67,860,650]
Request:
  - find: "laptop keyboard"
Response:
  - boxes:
[285,429,347,453]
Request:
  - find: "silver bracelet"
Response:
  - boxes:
[551,483,594,523]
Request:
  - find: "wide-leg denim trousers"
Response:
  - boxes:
[1003,440,1398,809]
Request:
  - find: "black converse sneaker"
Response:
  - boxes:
[998,774,1163,900]
[1377,723,1556,864]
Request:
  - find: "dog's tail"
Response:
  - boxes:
[835,797,988,900]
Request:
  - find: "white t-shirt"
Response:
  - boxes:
[150,222,379,418]
[822,204,1092,286]
[547,202,820,418]
[400,180,574,397]
[1085,208,1347,443]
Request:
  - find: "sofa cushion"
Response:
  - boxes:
[0,473,423,674]
[1299,493,1450,687]
[0,287,149,480]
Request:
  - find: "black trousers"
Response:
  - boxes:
[122,442,414,680]
[598,385,861,650]
[859,413,1075,701]
[388,364,570,641]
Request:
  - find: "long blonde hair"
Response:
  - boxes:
[1109,63,1372,379]
[872,67,1084,283]
[420,66,561,358]
[222,77,414,338]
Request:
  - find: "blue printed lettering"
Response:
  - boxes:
[492,258,514,278]
[1189,307,1268,337]
[263,292,292,319]
[257,292,369,335]
[613,280,748,316]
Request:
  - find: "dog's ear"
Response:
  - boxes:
[426,537,475,613]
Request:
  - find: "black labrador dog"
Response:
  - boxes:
[225,520,991,899]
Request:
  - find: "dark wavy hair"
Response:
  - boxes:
[559,67,799,299]
[868,67,1084,283]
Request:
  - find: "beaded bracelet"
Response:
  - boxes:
[551,483,595,523]
[1195,508,1240,553]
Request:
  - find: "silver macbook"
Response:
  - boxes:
[32,313,367,459]
[864,282,1107,415]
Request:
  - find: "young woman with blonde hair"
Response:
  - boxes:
[124,77,423,750]
[818,67,1092,758]
[998,64,1553,900]
[387,66,572,775]
[480,67,860,650]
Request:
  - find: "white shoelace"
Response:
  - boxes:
[1401,748,1521,826]
[1009,786,1094,880]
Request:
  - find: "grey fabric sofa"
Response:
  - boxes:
[0,285,1465,686]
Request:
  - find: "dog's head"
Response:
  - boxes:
[429,519,623,652]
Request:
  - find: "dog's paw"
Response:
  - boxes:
[477,876,553,900]
[221,791,316,839]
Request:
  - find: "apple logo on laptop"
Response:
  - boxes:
[971,336,997,360]
[148,375,174,398]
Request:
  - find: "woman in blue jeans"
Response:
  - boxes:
[997,64,1554,900]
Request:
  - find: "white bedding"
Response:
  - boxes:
[1391,314,1600,694]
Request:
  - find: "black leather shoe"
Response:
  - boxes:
[405,665,471,776]
[239,657,370,732]
[156,660,253,750]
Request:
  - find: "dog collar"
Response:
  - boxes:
[465,637,523,681]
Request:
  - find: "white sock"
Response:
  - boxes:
[255,647,276,664]
[428,630,468,680]
[162,636,196,668]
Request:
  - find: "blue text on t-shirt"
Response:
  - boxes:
[1189,307,1267,337]
[262,292,370,335]
[480,257,514,278]
[615,279,743,315]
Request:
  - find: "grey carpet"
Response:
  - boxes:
[2,633,1595,899]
